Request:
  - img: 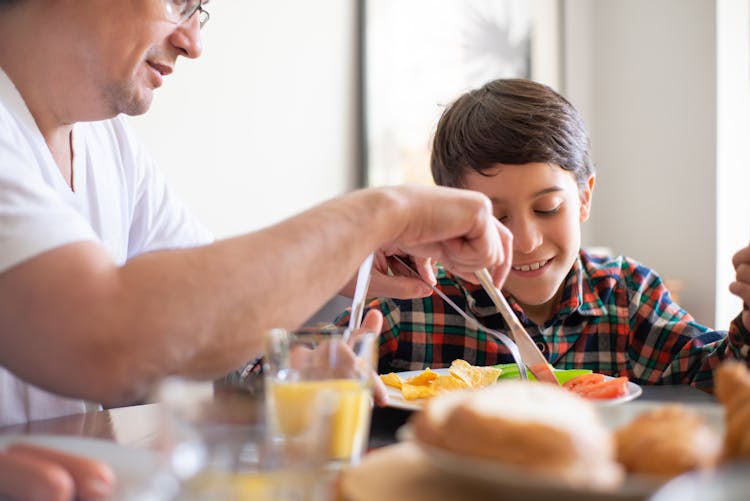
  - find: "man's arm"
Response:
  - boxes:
[0,185,511,407]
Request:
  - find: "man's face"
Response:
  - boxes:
[462,163,594,319]
[72,0,204,118]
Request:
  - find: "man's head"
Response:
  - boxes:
[0,0,209,121]
[430,78,593,193]
[431,79,596,323]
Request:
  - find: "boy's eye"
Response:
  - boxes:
[535,202,563,216]
[497,215,509,224]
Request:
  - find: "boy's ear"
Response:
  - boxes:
[579,174,596,222]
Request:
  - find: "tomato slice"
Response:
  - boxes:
[562,374,630,400]
[580,377,630,400]
[562,373,606,392]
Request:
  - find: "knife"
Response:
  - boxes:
[390,255,528,381]
[473,268,559,385]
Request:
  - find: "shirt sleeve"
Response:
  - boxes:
[0,132,98,274]
[625,258,732,392]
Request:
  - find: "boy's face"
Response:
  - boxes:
[462,163,594,320]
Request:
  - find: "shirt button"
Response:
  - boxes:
[535,342,546,353]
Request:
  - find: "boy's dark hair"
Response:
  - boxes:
[431,79,594,191]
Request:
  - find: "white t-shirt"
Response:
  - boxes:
[0,68,214,426]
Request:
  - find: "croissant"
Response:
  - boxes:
[614,405,721,478]
[715,361,750,458]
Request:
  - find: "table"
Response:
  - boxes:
[0,382,717,449]
[0,383,720,500]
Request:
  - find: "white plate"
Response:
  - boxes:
[411,401,725,501]
[385,368,642,411]
[0,434,166,501]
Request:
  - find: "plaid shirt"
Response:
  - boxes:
[335,250,750,392]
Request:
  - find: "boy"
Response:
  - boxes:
[337,78,750,392]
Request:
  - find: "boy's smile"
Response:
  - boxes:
[462,162,594,324]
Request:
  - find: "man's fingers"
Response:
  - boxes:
[491,220,513,287]
[6,444,115,501]
[366,269,433,299]
[0,451,75,501]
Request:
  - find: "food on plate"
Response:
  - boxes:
[563,373,630,400]
[411,381,624,490]
[380,360,502,400]
[715,360,750,459]
[0,442,116,501]
[614,405,721,478]
[494,363,592,383]
[383,360,634,403]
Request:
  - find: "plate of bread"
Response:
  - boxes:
[380,360,642,411]
[402,361,748,500]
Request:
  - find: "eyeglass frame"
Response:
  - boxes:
[165,0,210,29]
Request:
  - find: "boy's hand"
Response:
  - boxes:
[361,310,388,407]
[730,244,750,330]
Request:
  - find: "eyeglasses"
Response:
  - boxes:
[164,0,210,29]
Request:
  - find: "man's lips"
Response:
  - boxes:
[147,61,173,76]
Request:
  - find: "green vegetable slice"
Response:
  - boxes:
[492,363,592,384]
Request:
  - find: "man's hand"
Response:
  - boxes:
[339,252,434,300]
[0,443,116,501]
[730,244,750,330]
[382,185,513,288]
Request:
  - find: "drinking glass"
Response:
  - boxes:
[151,377,332,500]
[263,326,377,468]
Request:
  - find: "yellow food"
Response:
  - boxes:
[379,372,403,389]
[449,359,503,388]
[380,360,501,401]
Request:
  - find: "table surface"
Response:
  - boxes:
[0,382,716,450]
[0,383,721,501]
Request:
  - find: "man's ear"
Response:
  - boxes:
[579,174,596,222]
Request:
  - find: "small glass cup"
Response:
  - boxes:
[263,326,377,468]
[152,377,333,500]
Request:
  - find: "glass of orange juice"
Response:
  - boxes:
[264,326,376,468]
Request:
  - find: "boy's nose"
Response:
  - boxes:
[511,218,543,254]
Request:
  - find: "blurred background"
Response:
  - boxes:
[129,0,750,330]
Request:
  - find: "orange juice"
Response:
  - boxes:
[267,378,371,463]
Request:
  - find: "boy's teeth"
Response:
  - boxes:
[513,259,548,272]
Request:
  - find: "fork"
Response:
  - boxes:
[390,256,528,381]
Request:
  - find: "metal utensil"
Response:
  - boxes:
[474,268,559,385]
[348,252,375,331]
[390,256,528,381]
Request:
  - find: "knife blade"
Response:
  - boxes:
[473,268,559,385]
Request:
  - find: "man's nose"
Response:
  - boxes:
[169,15,203,59]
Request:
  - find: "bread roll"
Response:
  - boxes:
[715,361,750,459]
[411,381,623,490]
[614,405,721,478]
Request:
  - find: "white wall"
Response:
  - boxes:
[716,0,750,328]
[129,1,359,239]
[564,0,720,327]
[128,0,747,329]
